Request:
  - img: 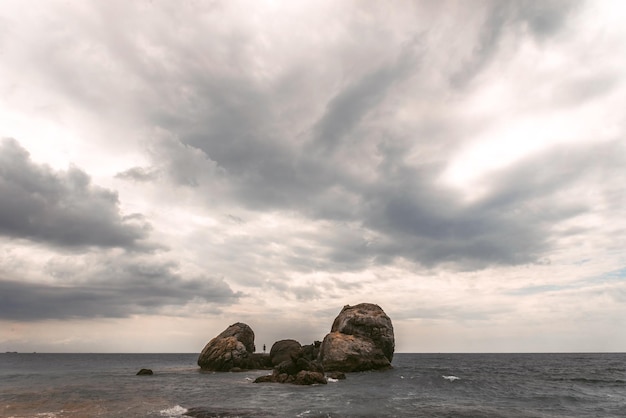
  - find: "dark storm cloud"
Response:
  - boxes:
[0,138,150,249]
[362,140,625,269]
[450,0,579,88]
[311,40,420,155]
[0,259,241,320]
[3,1,603,273]
[132,0,595,272]
[277,139,624,272]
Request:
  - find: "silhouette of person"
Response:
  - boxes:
[263,344,266,353]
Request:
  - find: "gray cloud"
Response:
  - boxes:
[311,40,421,155]
[115,166,159,182]
[450,0,579,88]
[0,0,614,276]
[0,258,240,321]
[364,140,625,269]
[112,0,604,272]
[0,138,150,250]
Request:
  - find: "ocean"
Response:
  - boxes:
[1,352,624,417]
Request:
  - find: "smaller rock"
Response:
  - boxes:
[269,339,302,366]
[275,359,300,376]
[300,341,321,361]
[326,371,346,380]
[136,368,153,375]
[254,347,327,385]
[293,370,327,385]
[253,374,274,383]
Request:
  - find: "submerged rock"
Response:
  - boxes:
[319,303,394,372]
[326,371,346,380]
[197,323,270,371]
[184,407,262,417]
[136,368,153,375]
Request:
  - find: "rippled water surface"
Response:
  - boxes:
[1,353,625,417]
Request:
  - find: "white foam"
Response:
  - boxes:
[327,377,338,382]
[442,375,460,382]
[159,405,188,417]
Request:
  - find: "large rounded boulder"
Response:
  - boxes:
[319,303,394,372]
[318,332,391,372]
[269,339,302,366]
[198,322,264,371]
[331,303,395,361]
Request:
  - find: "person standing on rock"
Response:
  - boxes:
[263,344,266,353]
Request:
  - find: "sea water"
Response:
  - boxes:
[1,353,625,417]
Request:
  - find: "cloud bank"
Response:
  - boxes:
[1,0,625,352]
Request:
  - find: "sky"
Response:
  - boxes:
[1,0,625,353]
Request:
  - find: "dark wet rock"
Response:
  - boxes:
[184,407,270,417]
[136,368,153,375]
[253,374,275,383]
[254,343,326,385]
[319,303,394,372]
[275,358,300,376]
[296,356,324,374]
[293,370,327,385]
[326,371,346,380]
[269,339,302,366]
[253,368,326,385]
[319,332,391,372]
[198,323,270,371]
[247,353,272,369]
[300,340,321,361]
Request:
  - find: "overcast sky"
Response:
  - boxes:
[1,0,625,353]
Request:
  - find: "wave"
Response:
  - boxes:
[442,375,461,382]
[159,405,188,417]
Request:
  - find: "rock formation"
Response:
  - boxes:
[269,339,302,366]
[197,322,270,371]
[136,368,153,375]
[254,342,326,385]
[197,303,394,378]
[319,303,394,372]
